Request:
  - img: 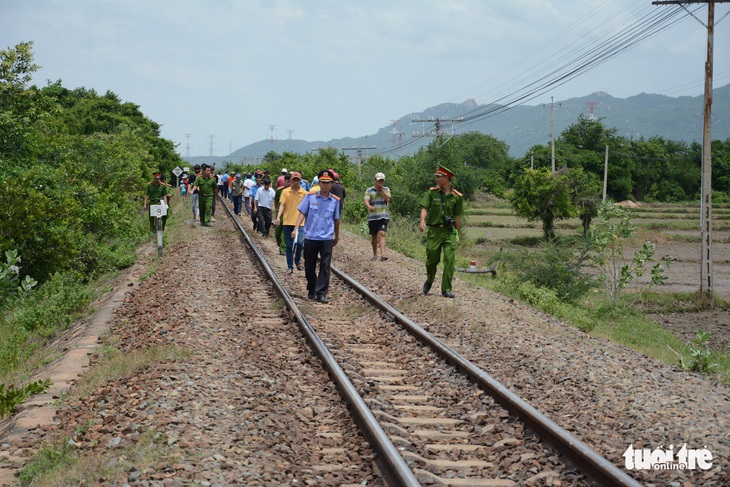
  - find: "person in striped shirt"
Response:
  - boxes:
[364,172,392,261]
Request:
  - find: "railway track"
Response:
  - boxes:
[219,199,641,486]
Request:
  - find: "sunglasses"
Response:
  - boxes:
[291,178,301,181]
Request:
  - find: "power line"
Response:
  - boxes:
[373,4,705,158]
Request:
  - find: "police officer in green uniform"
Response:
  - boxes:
[191,164,218,227]
[419,164,464,298]
[143,171,169,232]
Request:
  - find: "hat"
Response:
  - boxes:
[328,169,340,181]
[281,168,288,174]
[434,164,454,179]
[256,169,262,175]
[152,171,161,177]
[236,173,241,179]
[375,172,386,181]
[317,169,335,182]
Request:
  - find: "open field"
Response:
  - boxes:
[463,201,730,353]
[465,203,730,299]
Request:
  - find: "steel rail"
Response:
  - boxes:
[332,264,642,487]
[218,200,419,487]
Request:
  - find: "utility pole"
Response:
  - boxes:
[208,135,214,157]
[411,116,464,146]
[603,145,609,202]
[286,129,294,152]
[342,144,377,178]
[653,0,728,301]
[542,97,561,172]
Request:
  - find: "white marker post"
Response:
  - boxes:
[150,200,168,257]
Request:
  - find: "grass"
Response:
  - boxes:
[64,341,191,401]
[18,427,183,487]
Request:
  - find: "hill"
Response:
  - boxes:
[186,83,729,166]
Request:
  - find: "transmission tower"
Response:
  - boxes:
[208,135,214,157]
[184,133,192,158]
[268,124,276,149]
[585,101,599,119]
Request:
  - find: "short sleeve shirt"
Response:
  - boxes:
[196,176,217,198]
[297,191,340,241]
[254,187,276,209]
[419,187,464,226]
[146,183,168,203]
[364,186,391,221]
[279,187,307,226]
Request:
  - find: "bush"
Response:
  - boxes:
[0,379,51,419]
[0,249,37,310]
[7,271,96,335]
[490,238,593,303]
[516,281,560,314]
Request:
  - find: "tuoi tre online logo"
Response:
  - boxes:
[623,443,713,471]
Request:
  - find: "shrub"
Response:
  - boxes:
[490,238,593,303]
[516,281,560,314]
[0,249,37,310]
[0,379,51,419]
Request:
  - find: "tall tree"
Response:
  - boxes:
[508,167,576,240]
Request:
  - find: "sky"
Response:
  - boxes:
[2,0,729,158]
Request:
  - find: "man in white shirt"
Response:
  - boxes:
[253,178,276,237]
[243,174,255,215]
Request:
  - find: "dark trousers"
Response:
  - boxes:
[258,207,272,236]
[250,208,258,231]
[303,239,333,298]
[232,194,243,215]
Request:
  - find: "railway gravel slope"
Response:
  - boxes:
[1,213,728,486]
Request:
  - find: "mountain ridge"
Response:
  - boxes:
[185,83,729,166]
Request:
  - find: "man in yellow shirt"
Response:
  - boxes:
[275,171,307,273]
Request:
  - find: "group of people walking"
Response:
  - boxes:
[149,162,464,301]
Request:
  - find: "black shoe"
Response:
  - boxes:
[442,291,455,298]
[308,292,316,300]
[317,295,329,304]
[288,268,294,274]
[296,262,303,271]
[423,280,432,295]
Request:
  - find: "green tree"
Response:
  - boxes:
[0,41,47,158]
[508,167,575,240]
[566,167,602,236]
